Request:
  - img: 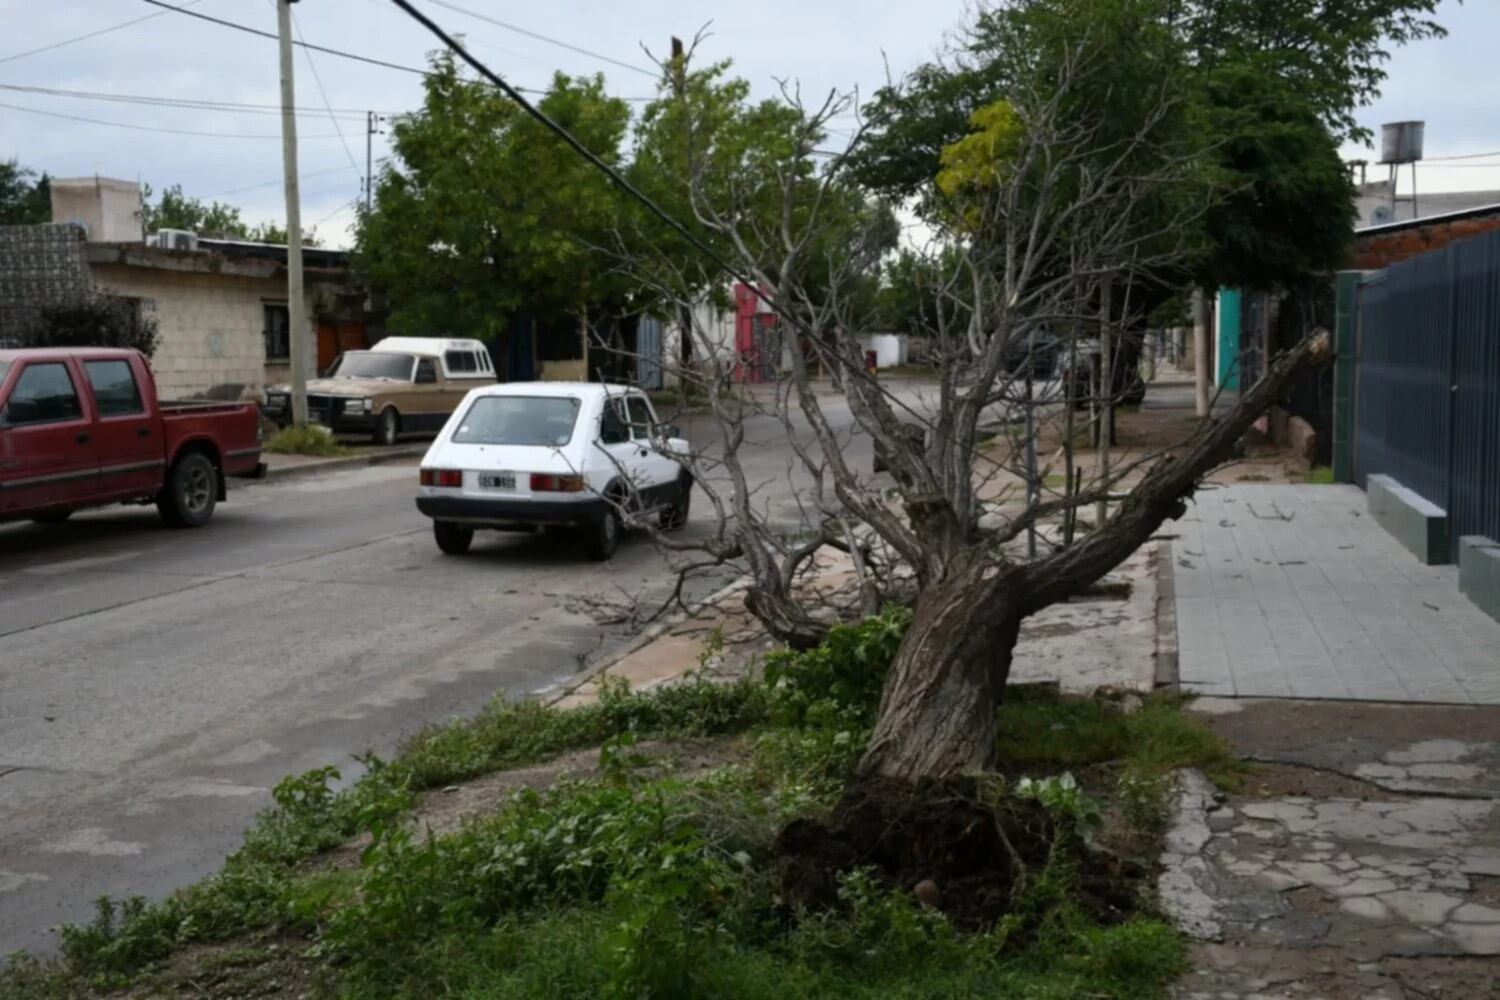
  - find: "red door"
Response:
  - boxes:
[82,357,163,500]
[0,359,98,516]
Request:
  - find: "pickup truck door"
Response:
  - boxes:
[0,359,98,516]
[83,357,163,500]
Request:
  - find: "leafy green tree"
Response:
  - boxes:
[356,53,630,341]
[854,0,1412,291]
[0,159,51,225]
[141,183,250,239]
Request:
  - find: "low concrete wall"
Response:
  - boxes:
[1459,536,1500,625]
[1367,473,1450,565]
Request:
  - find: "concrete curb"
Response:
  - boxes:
[542,574,752,707]
[262,444,428,481]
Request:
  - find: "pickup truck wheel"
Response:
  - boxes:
[584,503,621,561]
[660,477,691,531]
[158,452,218,528]
[374,407,400,446]
[433,520,473,555]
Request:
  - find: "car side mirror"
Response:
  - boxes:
[2,399,38,424]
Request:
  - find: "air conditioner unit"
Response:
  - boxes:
[149,228,199,251]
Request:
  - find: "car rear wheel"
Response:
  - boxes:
[157,452,218,528]
[584,503,621,561]
[374,406,400,446]
[433,520,474,555]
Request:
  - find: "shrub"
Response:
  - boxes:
[263,423,350,457]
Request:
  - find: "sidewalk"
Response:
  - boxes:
[1173,484,1500,704]
[260,442,427,480]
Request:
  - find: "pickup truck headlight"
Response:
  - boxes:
[341,397,371,413]
[264,392,288,409]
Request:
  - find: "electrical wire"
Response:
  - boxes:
[0,1,204,66]
[1424,149,1500,162]
[0,99,351,139]
[288,4,363,181]
[0,82,378,120]
[138,0,655,101]
[422,0,657,79]
[206,166,352,198]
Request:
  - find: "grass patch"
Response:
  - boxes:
[263,423,352,457]
[998,686,1243,791]
[1304,466,1335,484]
[5,611,1209,1000]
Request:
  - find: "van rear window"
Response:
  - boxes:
[453,396,580,447]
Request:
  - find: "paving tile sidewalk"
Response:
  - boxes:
[1166,699,1500,1000]
[1174,484,1500,704]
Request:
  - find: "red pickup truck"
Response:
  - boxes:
[0,347,265,528]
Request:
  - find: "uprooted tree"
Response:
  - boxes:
[599,0,1348,786]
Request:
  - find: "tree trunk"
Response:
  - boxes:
[858,558,1023,780]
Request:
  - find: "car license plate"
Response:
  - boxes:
[480,473,516,490]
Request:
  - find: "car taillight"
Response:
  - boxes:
[421,469,463,488]
[530,473,585,493]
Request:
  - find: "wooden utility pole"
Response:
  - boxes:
[277,0,309,426]
[1193,288,1212,417]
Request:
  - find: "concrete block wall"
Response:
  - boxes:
[1459,536,1500,625]
[91,264,315,399]
[1367,473,1450,565]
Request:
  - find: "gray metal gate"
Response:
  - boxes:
[1354,229,1500,558]
[636,315,664,390]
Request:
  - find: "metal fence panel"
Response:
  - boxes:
[1354,228,1500,559]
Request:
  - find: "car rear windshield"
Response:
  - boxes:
[452,396,580,447]
[328,352,414,380]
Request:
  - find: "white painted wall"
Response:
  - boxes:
[857,332,907,368]
[50,177,143,243]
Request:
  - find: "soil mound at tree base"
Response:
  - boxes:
[773,777,1145,929]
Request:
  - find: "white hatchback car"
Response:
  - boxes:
[415,382,693,560]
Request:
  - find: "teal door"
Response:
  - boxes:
[1217,288,1242,390]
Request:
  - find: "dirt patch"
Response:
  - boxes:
[120,931,322,999]
[773,777,1144,930]
[1244,760,1390,801]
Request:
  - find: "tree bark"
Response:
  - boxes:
[858,557,1024,780]
[855,331,1330,783]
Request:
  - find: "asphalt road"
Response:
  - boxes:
[0,384,907,958]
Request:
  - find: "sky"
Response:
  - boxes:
[1,0,1496,250]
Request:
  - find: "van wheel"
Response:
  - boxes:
[584,504,621,561]
[374,407,400,446]
[157,452,218,528]
[434,520,474,555]
[660,476,692,531]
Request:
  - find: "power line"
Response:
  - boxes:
[289,5,363,181]
[1425,149,1500,162]
[423,0,658,79]
[0,1,205,66]
[138,0,655,101]
[0,82,378,120]
[207,166,352,198]
[0,99,353,140]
